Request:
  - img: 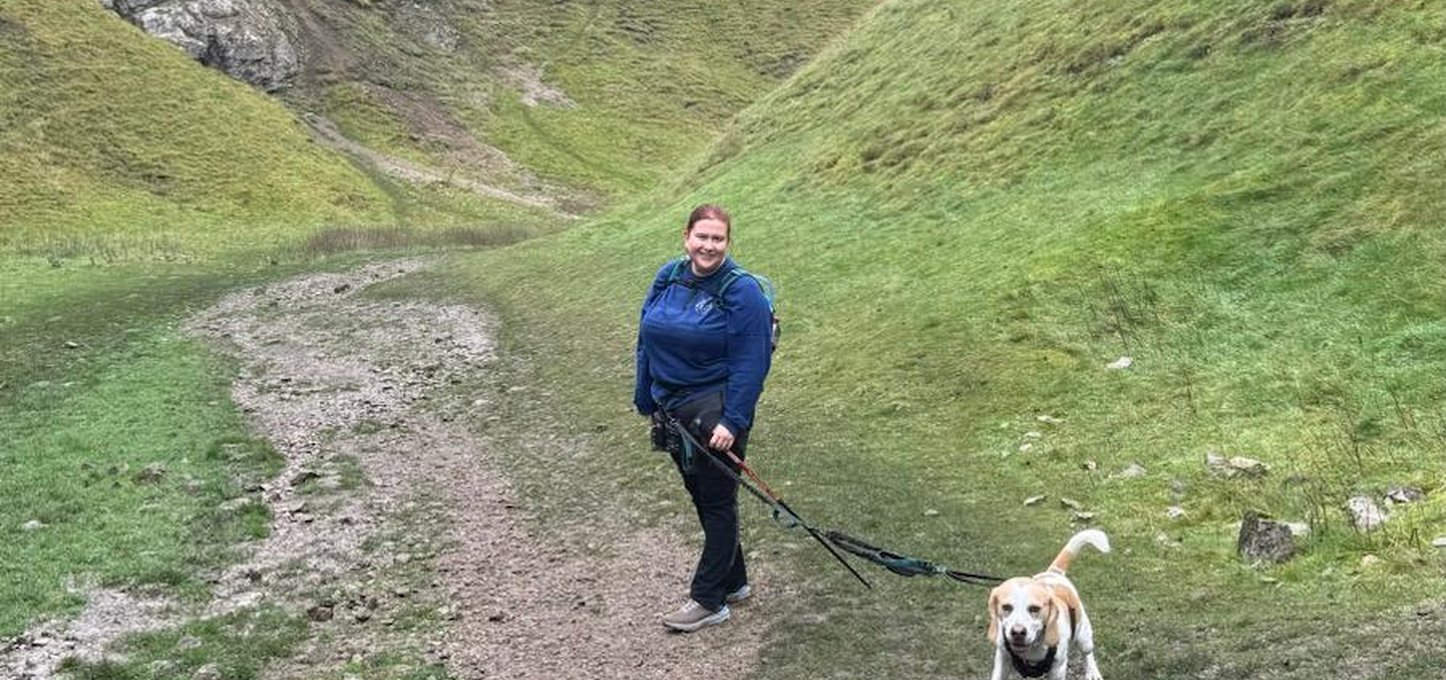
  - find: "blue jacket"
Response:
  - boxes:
[634,256,773,434]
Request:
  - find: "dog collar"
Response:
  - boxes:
[1008,645,1057,678]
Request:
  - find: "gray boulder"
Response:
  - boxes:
[1238,510,1296,564]
[1346,495,1389,532]
[106,0,299,91]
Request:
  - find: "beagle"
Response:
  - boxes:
[987,529,1110,680]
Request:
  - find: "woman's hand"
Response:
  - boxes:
[709,423,736,452]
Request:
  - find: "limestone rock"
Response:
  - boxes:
[1206,451,1269,478]
[135,462,168,484]
[1384,486,1424,505]
[107,0,299,91]
[1238,510,1296,564]
[1346,495,1389,532]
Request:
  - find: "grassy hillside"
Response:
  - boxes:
[0,2,392,259]
[0,1,878,260]
[449,0,1446,676]
[277,0,878,203]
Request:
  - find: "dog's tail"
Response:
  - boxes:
[1047,529,1110,575]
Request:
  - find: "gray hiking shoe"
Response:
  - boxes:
[661,600,730,632]
[725,584,752,604]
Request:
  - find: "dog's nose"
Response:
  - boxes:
[1008,625,1027,640]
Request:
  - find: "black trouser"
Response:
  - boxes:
[667,392,749,612]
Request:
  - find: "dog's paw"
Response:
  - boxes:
[1084,671,1103,680]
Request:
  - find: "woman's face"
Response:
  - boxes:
[684,218,729,275]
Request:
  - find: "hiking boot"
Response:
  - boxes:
[725,584,752,604]
[661,600,730,632]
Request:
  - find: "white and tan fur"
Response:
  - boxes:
[987,529,1110,680]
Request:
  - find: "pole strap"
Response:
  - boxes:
[825,530,1005,587]
[659,413,1002,589]
[663,414,871,589]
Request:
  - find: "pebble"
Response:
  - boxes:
[1117,463,1147,478]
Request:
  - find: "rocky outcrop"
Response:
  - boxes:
[104,0,299,91]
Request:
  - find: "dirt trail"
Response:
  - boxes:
[303,115,568,215]
[4,258,776,679]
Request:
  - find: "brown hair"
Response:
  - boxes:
[685,204,732,236]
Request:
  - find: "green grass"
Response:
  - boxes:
[0,261,298,637]
[0,334,281,634]
[478,1,878,196]
[431,0,1446,676]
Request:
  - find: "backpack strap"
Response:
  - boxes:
[664,258,736,302]
[717,269,744,297]
[716,268,780,352]
[664,256,689,285]
[667,260,775,319]
[717,268,775,308]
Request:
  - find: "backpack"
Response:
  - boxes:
[663,257,780,352]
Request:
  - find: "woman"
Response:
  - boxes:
[634,204,774,632]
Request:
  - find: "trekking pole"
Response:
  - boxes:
[665,416,872,590]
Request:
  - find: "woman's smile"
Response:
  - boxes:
[685,217,730,276]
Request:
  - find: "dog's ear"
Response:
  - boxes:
[987,588,1002,644]
[1043,595,1062,647]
